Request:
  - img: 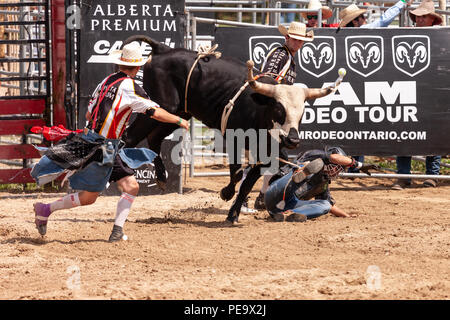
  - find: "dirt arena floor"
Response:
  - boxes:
[0,172,449,300]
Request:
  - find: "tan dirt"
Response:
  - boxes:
[0,172,449,300]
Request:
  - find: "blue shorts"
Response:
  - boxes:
[31,130,157,192]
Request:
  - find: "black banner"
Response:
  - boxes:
[215,27,450,156]
[78,0,185,194]
[78,0,185,129]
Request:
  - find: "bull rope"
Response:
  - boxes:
[220,72,283,136]
[185,44,222,113]
[220,82,249,135]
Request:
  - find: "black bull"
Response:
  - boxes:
[121,35,333,223]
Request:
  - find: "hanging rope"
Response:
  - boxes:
[185,44,222,113]
[220,72,284,136]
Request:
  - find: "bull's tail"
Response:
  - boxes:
[121,35,172,55]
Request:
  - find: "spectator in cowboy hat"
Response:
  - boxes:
[302,0,339,28]
[409,0,443,26]
[262,21,314,86]
[338,0,413,29]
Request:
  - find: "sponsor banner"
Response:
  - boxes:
[78,0,185,128]
[215,27,450,156]
[78,0,184,195]
[103,138,181,196]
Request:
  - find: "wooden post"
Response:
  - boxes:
[439,0,446,26]
[51,0,67,127]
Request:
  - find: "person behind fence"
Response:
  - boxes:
[30,41,189,242]
[392,0,443,190]
[302,0,339,28]
[239,22,314,212]
[264,146,380,222]
[338,0,413,29]
[409,0,443,26]
[280,2,296,24]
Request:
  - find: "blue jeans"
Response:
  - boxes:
[280,3,296,23]
[348,155,364,173]
[396,156,441,177]
[264,171,331,220]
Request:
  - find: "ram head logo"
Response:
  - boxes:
[299,36,336,78]
[396,42,427,68]
[301,43,333,69]
[349,42,381,69]
[392,36,430,77]
[345,36,384,77]
[248,36,284,70]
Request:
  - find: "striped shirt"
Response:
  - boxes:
[87,71,159,139]
[260,45,296,85]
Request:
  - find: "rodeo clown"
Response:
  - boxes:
[263,146,380,222]
[31,41,189,242]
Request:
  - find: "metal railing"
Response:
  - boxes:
[0,0,49,99]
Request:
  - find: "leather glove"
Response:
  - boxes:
[360,164,381,176]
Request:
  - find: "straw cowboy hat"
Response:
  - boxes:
[278,21,314,42]
[301,0,333,20]
[338,4,367,27]
[409,0,443,25]
[109,41,150,66]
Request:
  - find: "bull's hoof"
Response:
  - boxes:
[225,206,241,225]
[220,185,235,201]
[156,179,166,191]
[224,216,241,226]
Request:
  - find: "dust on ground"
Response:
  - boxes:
[0,172,449,300]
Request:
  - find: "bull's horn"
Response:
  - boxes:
[246,60,275,98]
[305,87,334,100]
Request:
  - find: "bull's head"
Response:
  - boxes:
[246,60,334,149]
[395,41,427,68]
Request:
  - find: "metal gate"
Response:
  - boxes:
[0,0,50,184]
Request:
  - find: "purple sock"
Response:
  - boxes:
[34,203,52,218]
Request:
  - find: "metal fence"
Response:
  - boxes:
[184,0,449,180]
[0,0,50,185]
[0,0,49,98]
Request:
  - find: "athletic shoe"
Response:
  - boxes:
[292,158,324,183]
[33,202,51,236]
[241,197,257,214]
[254,192,266,210]
[108,225,124,242]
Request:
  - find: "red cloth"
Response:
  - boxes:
[306,23,340,28]
[322,23,340,28]
[30,125,83,142]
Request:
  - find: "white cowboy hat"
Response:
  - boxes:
[301,0,333,20]
[278,21,314,42]
[409,0,443,25]
[109,41,150,67]
[338,4,367,28]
